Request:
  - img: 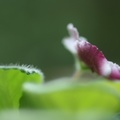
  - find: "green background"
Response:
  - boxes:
[0,0,120,79]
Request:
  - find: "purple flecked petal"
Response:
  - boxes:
[76,40,111,75]
[76,35,120,80]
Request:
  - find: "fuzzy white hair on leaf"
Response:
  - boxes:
[0,64,44,80]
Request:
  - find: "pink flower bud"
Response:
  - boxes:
[63,23,120,80]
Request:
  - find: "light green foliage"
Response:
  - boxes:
[0,65,43,109]
[0,109,114,120]
[21,79,120,113]
[0,110,74,120]
[0,66,120,120]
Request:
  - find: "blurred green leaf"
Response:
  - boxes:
[0,65,43,109]
[0,109,113,120]
[21,79,120,113]
[0,110,73,120]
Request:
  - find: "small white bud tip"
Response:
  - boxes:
[67,23,79,40]
[67,23,74,30]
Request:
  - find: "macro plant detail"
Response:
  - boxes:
[63,23,120,80]
[0,24,120,120]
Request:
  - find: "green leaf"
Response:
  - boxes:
[0,65,44,109]
[0,109,113,120]
[21,79,120,113]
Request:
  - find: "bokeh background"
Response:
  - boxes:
[0,0,120,79]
